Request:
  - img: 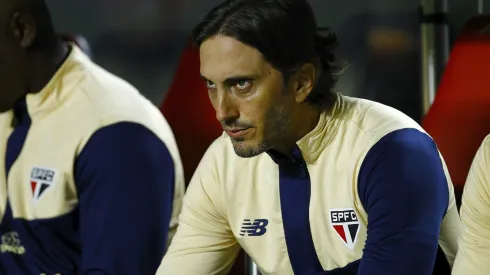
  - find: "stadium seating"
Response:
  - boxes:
[160,38,222,186]
[423,14,490,275]
[160,38,246,275]
[422,14,490,207]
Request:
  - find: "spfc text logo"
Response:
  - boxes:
[30,167,56,201]
[330,208,360,251]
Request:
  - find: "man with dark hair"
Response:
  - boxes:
[158,0,460,274]
[0,0,184,274]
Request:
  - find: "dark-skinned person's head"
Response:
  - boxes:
[0,0,61,113]
[193,0,342,158]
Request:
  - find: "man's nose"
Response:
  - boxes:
[215,92,239,123]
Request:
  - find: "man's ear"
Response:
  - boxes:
[10,12,36,48]
[291,63,317,103]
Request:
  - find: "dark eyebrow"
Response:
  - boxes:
[200,74,260,84]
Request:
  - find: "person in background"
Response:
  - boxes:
[452,135,490,274]
[157,0,460,274]
[0,0,184,274]
[59,33,94,59]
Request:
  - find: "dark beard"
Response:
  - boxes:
[230,105,291,158]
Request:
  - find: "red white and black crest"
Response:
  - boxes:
[330,208,360,251]
[30,167,56,201]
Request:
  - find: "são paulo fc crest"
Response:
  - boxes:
[30,167,56,201]
[329,208,360,251]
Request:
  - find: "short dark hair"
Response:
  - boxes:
[192,0,343,110]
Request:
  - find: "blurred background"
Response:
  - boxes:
[49,1,490,274]
[49,0,488,121]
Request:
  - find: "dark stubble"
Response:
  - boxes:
[230,104,292,158]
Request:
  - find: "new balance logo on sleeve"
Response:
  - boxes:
[240,219,269,236]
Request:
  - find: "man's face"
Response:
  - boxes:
[0,47,25,113]
[0,11,28,113]
[200,36,296,158]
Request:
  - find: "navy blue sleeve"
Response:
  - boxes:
[74,122,175,275]
[354,128,449,275]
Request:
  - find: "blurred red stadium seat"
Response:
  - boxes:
[160,38,245,275]
[160,38,222,186]
[423,15,490,206]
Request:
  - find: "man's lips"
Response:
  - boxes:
[225,128,251,138]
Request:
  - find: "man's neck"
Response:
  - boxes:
[26,41,70,95]
[273,105,322,158]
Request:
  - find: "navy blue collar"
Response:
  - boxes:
[12,98,31,127]
[267,145,305,166]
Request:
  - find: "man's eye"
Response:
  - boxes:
[235,80,251,90]
[206,80,216,89]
